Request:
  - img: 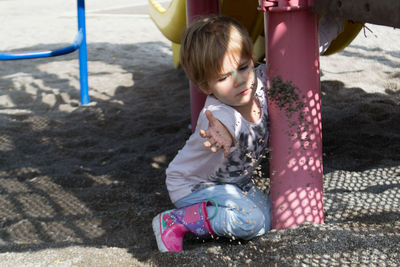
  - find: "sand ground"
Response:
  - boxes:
[0,0,399,266]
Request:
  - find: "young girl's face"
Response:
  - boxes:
[206,51,256,112]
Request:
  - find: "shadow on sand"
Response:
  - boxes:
[0,41,399,265]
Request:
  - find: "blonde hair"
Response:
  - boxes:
[180,16,254,93]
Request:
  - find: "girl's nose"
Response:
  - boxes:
[232,70,245,86]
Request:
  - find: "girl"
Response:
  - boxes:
[152,15,272,252]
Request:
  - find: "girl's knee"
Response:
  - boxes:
[229,207,266,239]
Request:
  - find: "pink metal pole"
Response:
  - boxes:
[261,0,324,229]
[186,0,220,131]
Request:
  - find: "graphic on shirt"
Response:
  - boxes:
[208,111,269,191]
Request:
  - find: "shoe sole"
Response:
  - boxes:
[152,214,168,252]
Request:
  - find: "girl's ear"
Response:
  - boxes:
[200,85,212,95]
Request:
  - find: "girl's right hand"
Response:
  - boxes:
[199,110,233,158]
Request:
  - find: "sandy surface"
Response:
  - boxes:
[0,0,399,266]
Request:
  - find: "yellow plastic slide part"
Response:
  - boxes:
[221,0,264,42]
[253,35,266,63]
[322,20,364,56]
[148,0,264,44]
[219,0,265,64]
[172,42,181,68]
[148,0,186,44]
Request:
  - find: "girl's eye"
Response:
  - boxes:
[217,76,228,82]
[239,64,249,71]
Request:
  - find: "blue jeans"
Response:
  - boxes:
[174,184,272,240]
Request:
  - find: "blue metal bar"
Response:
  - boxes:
[0,0,90,105]
[77,0,89,105]
[0,30,83,60]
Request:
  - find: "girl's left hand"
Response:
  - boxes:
[200,110,234,158]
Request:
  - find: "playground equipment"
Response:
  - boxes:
[0,0,90,105]
[149,0,395,230]
[260,0,323,229]
[149,0,363,129]
[313,0,400,29]
[149,0,364,66]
